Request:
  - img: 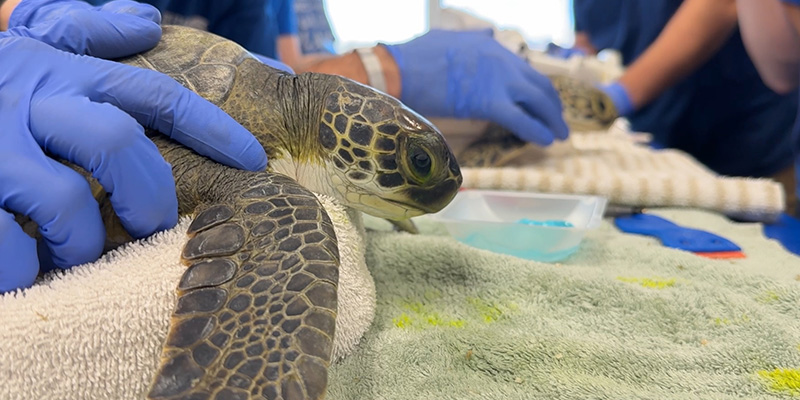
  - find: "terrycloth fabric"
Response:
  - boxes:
[458,121,786,222]
[3,204,800,399]
[0,194,375,399]
[328,209,800,399]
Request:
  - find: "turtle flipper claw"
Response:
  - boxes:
[147,172,339,400]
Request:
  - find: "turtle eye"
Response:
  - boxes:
[409,146,433,182]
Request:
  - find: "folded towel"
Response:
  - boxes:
[0,194,375,399]
[458,121,785,222]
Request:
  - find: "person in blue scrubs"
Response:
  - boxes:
[572,0,798,215]
[294,0,335,55]
[85,0,297,60]
[737,0,800,218]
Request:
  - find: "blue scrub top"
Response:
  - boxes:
[574,0,798,178]
[295,0,336,54]
[88,0,298,59]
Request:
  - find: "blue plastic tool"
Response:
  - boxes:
[614,213,743,257]
[763,213,800,256]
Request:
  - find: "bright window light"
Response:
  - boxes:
[441,0,574,48]
[326,0,428,52]
[326,0,574,52]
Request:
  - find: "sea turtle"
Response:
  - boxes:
[457,74,618,167]
[550,74,619,133]
[15,25,462,399]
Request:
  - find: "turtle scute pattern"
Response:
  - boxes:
[550,74,619,133]
[318,79,462,217]
[318,82,404,185]
[56,23,458,400]
[147,170,339,400]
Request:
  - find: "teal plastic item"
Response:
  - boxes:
[518,218,574,228]
[430,190,607,262]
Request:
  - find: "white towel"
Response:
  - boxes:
[0,194,375,400]
[457,121,786,222]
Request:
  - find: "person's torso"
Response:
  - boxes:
[294,0,336,54]
[573,0,798,177]
[87,0,287,58]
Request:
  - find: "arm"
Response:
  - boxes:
[573,31,597,56]
[0,0,22,30]
[618,0,738,109]
[0,0,268,293]
[276,33,339,72]
[736,0,800,93]
[302,45,402,98]
[309,30,568,146]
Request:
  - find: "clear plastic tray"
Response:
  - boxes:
[430,189,608,262]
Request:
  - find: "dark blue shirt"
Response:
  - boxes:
[574,0,798,178]
[88,0,298,59]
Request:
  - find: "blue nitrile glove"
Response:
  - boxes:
[252,52,295,74]
[546,42,586,59]
[0,37,268,293]
[7,0,162,58]
[599,81,635,117]
[385,29,569,146]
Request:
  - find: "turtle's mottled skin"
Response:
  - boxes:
[16,25,462,400]
[550,75,618,133]
[457,74,618,168]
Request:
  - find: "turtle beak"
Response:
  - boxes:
[405,176,461,213]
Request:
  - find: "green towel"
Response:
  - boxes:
[329,209,800,400]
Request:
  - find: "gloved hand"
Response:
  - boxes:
[6,0,162,58]
[385,29,569,146]
[252,52,296,74]
[599,81,635,117]
[0,36,268,293]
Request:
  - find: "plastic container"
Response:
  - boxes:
[430,189,608,262]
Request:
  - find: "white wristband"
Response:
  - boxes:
[355,47,387,93]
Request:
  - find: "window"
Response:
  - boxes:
[326,0,574,52]
[439,0,574,48]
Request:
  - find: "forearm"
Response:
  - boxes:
[736,0,800,93]
[277,35,337,72]
[303,45,402,99]
[289,52,337,72]
[619,0,738,108]
[0,0,22,30]
[573,31,597,55]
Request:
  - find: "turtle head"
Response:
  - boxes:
[318,80,462,220]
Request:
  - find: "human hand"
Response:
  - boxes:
[599,81,634,116]
[385,29,569,146]
[0,37,268,293]
[6,0,161,58]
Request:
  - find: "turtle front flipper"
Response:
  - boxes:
[147,171,339,400]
